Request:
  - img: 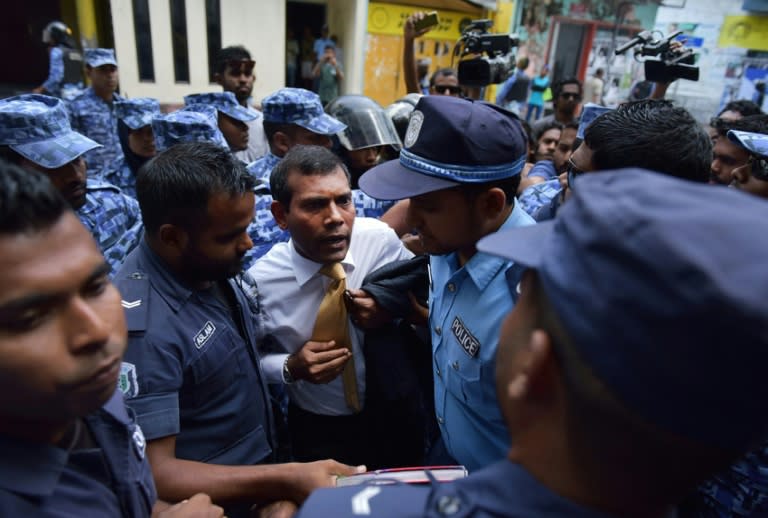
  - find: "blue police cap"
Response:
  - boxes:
[359,96,528,200]
[84,48,117,68]
[478,169,768,451]
[728,130,768,159]
[577,102,613,139]
[115,97,161,130]
[0,94,100,168]
[184,92,256,123]
[152,106,229,152]
[261,87,346,135]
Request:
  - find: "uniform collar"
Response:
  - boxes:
[0,433,69,498]
[137,240,194,312]
[463,203,535,291]
[290,241,356,287]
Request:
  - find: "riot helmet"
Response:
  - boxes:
[385,94,422,144]
[325,95,402,152]
[42,21,74,47]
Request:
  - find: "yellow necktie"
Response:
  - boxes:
[312,262,361,412]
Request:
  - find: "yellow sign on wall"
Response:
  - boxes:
[367,2,476,41]
[718,15,768,51]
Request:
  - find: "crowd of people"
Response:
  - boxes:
[2,15,768,518]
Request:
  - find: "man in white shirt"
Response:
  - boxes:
[248,145,412,467]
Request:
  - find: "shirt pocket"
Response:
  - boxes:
[445,354,481,405]
[188,325,245,408]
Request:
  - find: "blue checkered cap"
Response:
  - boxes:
[728,130,768,159]
[115,97,161,129]
[262,87,346,135]
[478,169,768,451]
[184,91,256,122]
[152,105,230,152]
[84,48,117,68]
[577,103,613,139]
[0,94,100,168]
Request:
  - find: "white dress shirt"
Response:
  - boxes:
[249,217,413,415]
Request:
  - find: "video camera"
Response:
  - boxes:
[455,19,519,87]
[614,30,699,83]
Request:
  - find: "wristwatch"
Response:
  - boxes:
[282,356,295,384]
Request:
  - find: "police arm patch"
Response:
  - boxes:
[119,362,139,397]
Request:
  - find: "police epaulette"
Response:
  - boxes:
[116,271,150,332]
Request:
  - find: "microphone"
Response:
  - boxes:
[615,31,652,55]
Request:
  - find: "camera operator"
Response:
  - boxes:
[312,46,344,104]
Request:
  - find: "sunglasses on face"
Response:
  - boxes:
[226,59,255,76]
[433,85,462,95]
[566,158,586,189]
[560,92,581,101]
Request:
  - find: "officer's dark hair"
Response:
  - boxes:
[717,99,763,118]
[533,120,564,143]
[711,114,768,139]
[552,77,583,101]
[429,68,457,87]
[526,271,736,491]
[136,141,256,234]
[584,100,711,183]
[0,145,25,165]
[0,159,69,235]
[462,176,521,208]
[271,145,350,208]
[213,45,252,76]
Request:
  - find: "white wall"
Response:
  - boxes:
[654,0,749,122]
[110,0,286,105]
[326,0,368,95]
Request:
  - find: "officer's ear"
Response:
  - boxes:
[472,186,507,223]
[271,199,289,230]
[157,223,189,255]
[273,131,292,156]
[213,72,223,87]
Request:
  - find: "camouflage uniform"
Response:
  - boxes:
[104,97,161,198]
[68,48,124,179]
[184,91,256,125]
[152,106,230,152]
[78,180,144,275]
[517,178,562,219]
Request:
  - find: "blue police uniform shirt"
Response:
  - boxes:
[43,46,65,97]
[526,160,557,181]
[68,87,125,179]
[103,158,137,199]
[77,179,143,276]
[116,241,275,470]
[295,459,619,518]
[429,202,534,472]
[247,151,281,184]
[0,389,156,517]
[518,178,562,218]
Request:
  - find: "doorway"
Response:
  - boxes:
[287,1,327,89]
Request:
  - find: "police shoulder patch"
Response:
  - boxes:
[119,362,139,397]
[451,316,480,357]
[404,110,424,148]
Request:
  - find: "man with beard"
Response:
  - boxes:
[0,94,143,276]
[115,142,360,518]
[213,46,268,162]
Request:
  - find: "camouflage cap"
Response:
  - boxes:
[152,105,229,152]
[115,97,161,130]
[261,87,346,135]
[728,130,768,159]
[84,48,118,68]
[0,94,100,168]
[184,92,256,122]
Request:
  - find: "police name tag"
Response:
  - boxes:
[451,316,480,357]
[194,321,216,349]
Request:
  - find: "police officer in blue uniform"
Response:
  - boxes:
[295,170,768,518]
[33,21,84,100]
[0,162,223,518]
[68,48,124,179]
[0,94,143,276]
[184,91,258,154]
[107,97,161,198]
[115,141,361,517]
[151,105,231,152]
[360,96,535,472]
